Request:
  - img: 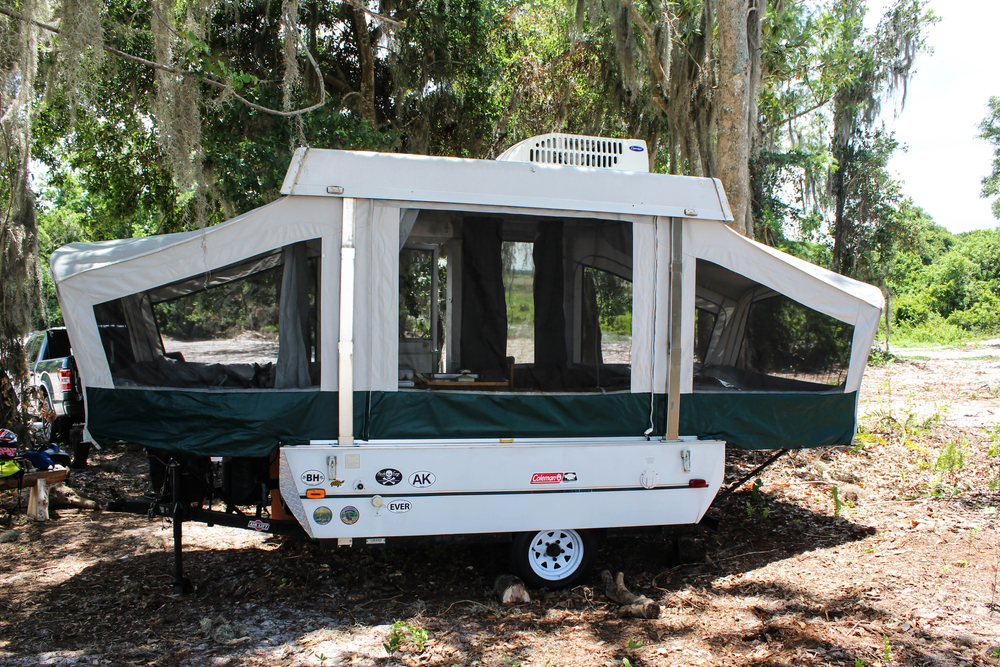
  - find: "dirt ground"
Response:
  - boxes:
[2,353,999,667]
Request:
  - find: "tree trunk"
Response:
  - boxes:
[716,0,751,236]
[351,7,377,127]
[830,94,850,275]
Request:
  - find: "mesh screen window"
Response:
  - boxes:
[94,240,321,390]
[398,212,633,392]
[693,259,853,393]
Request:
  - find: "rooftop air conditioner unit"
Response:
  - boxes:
[496,133,649,173]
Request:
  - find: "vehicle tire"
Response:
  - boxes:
[511,528,596,589]
[31,391,55,445]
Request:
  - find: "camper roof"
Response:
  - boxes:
[278,147,733,221]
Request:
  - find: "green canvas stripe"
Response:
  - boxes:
[366,391,655,439]
[86,387,857,457]
[678,392,858,450]
[87,387,347,458]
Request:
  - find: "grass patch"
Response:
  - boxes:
[887,317,980,348]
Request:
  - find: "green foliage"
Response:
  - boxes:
[744,294,853,379]
[979,96,1000,219]
[588,269,633,338]
[155,273,280,341]
[383,620,429,654]
[933,439,968,477]
[745,477,770,520]
[400,247,446,339]
[885,226,1000,342]
[867,346,895,367]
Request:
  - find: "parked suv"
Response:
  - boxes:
[25,328,85,445]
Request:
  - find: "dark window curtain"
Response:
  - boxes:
[276,242,311,389]
[532,221,567,368]
[460,218,507,380]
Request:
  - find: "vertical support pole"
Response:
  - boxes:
[430,246,439,367]
[170,462,193,595]
[666,218,684,440]
[339,198,357,446]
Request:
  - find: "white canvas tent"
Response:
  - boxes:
[53,145,882,422]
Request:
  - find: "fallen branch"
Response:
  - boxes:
[601,570,660,619]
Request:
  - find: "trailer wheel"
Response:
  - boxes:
[511,529,596,589]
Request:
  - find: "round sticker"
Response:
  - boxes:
[408,471,436,488]
[387,499,411,514]
[375,468,403,486]
[313,507,333,525]
[301,469,326,486]
[340,506,360,525]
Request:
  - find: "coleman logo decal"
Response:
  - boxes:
[530,472,578,484]
[301,470,325,486]
[409,471,436,488]
[387,500,411,513]
[375,468,402,486]
[247,520,270,531]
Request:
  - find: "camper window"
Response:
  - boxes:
[94,240,321,390]
[398,211,632,392]
[693,259,853,392]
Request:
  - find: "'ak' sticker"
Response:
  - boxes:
[408,471,436,488]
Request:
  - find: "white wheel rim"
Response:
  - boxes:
[525,529,585,582]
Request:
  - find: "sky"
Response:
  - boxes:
[869,0,999,234]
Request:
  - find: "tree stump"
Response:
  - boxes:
[601,570,660,619]
[493,575,531,604]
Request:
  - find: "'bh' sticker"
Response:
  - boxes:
[409,471,436,488]
[301,470,326,486]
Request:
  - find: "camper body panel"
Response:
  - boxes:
[278,439,725,540]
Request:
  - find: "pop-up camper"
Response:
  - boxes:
[51,134,883,588]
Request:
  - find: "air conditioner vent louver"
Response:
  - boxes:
[496,133,649,172]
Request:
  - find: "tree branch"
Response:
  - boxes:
[342,0,405,28]
[0,5,326,118]
[615,0,670,113]
[775,96,832,127]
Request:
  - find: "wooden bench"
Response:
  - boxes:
[0,467,69,521]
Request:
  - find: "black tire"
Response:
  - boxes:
[32,391,54,445]
[511,528,597,589]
